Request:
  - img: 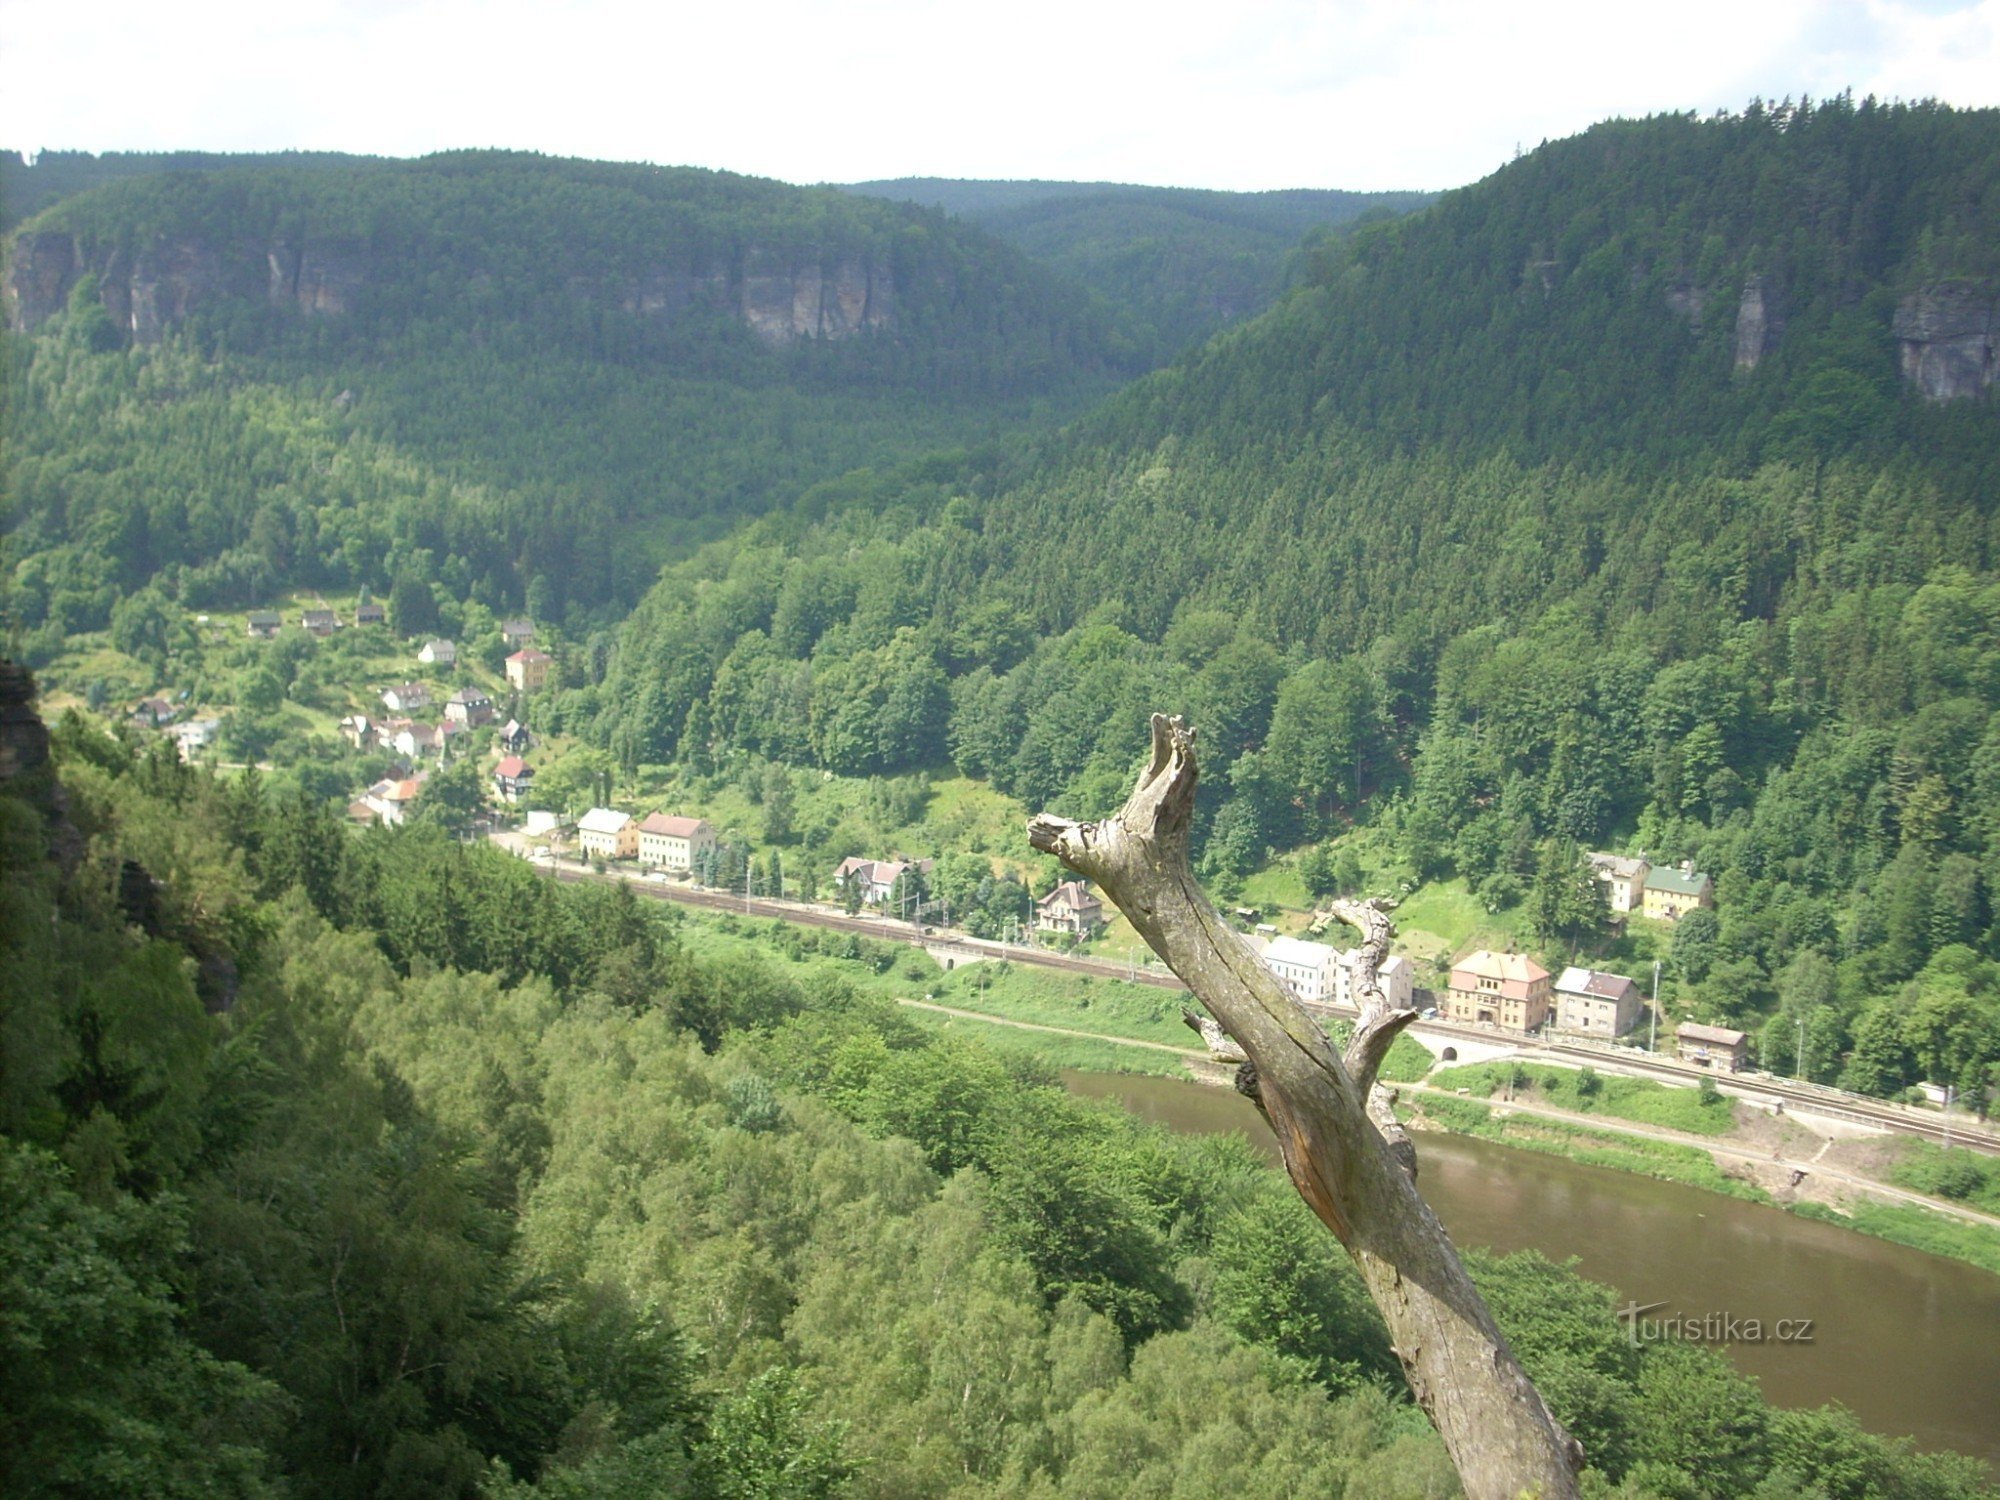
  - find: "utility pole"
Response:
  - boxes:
[1796,1016,1806,1082]
[1649,959,1661,1053]
[744,855,752,914]
[1943,1084,1955,1152]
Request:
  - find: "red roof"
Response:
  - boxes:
[507,648,552,664]
[494,756,530,778]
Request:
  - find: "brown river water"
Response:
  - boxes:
[1063,1070,2000,1466]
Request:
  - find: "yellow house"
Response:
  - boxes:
[506,648,553,692]
[1643,865,1714,922]
[578,808,637,861]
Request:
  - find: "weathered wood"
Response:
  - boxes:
[1030,714,1583,1499]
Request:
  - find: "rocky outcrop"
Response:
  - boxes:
[738,250,894,346]
[4,231,79,328]
[1664,278,1706,332]
[266,238,370,317]
[1893,282,1998,401]
[7,226,902,348]
[1733,275,1782,373]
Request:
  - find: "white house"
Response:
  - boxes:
[418,639,457,667]
[638,813,715,872]
[1259,936,1338,1002]
[831,855,933,906]
[360,775,426,827]
[1587,853,1651,914]
[1330,950,1414,1012]
[1036,881,1105,936]
[578,807,637,861]
[382,682,429,714]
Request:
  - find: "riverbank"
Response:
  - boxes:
[881,987,2000,1277]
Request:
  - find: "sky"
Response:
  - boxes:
[4,0,1998,192]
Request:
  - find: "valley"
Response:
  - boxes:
[7,98,2000,1498]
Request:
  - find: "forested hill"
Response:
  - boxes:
[0,149,377,233]
[6,151,1127,392]
[595,98,2000,1101]
[841,176,1432,360]
[3,152,1129,631]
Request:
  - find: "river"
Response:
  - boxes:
[1063,1070,2000,1465]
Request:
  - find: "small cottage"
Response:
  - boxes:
[1037,880,1106,938]
[418,639,457,667]
[1677,1021,1748,1071]
[493,756,535,804]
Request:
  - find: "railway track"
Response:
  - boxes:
[524,854,1998,1154]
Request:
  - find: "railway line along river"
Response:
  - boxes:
[1064,1070,2000,1466]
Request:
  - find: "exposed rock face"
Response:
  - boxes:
[4,231,79,329]
[267,238,370,317]
[739,250,894,345]
[1665,278,1706,332]
[1893,282,1998,401]
[1733,275,1782,373]
[6,227,901,347]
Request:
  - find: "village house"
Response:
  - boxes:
[1036,880,1105,937]
[1446,950,1554,1032]
[354,601,386,626]
[338,714,377,751]
[501,619,536,648]
[1258,935,1338,1002]
[300,607,338,637]
[1643,864,1715,923]
[443,687,495,728]
[506,648,553,692]
[492,756,535,804]
[130,697,177,729]
[382,682,430,714]
[497,718,532,754]
[638,813,716,873]
[360,775,427,827]
[1677,1021,1749,1071]
[169,719,220,762]
[1553,967,1643,1037]
[1587,852,1650,915]
[1330,950,1415,1012]
[831,855,934,907]
[246,609,282,639]
[578,807,639,861]
[392,721,465,759]
[418,639,457,667]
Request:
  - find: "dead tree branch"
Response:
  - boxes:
[1029,714,1583,1500]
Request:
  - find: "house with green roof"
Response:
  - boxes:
[1642,864,1714,923]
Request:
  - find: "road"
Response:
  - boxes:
[499,842,1999,1156]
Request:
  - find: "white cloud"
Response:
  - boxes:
[3,0,1995,189]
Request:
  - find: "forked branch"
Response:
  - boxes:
[1030,715,1582,1500]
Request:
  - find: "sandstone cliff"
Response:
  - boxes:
[5,227,900,348]
[1893,282,1998,402]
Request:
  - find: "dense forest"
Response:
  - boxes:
[575,98,2000,1103]
[1,152,1128,629]
[840,177,1432,360]
[4,672,1992,1497]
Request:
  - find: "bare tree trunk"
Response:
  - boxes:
[1029,715,1583,1500]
